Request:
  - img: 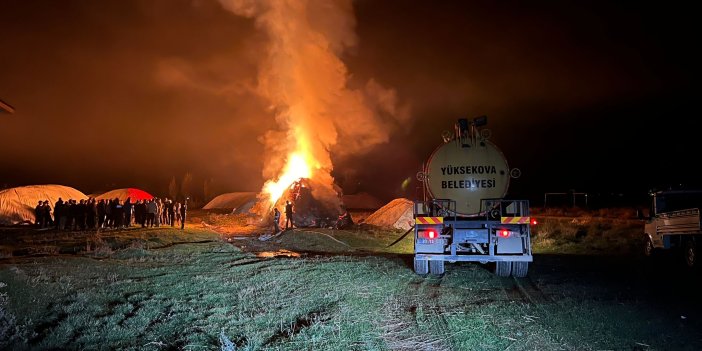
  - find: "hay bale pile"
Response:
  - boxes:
[362,198,414,230]
[0,184,88,225]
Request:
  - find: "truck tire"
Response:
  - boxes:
[511,261,529,278]
[414,257,429,275]
[495,261,511,277]
[684,240,697,268]
[429,260,445,275]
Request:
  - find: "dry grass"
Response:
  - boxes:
[196,206,646,257]
[530,208,644,255]
[531,206,641,220]
[0,206,686,350]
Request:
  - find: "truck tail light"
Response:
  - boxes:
[498,229,511,238]
[531,219,538,225]
[424,229,438,239]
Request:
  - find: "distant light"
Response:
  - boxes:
[401,177,411,191]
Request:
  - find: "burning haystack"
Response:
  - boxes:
[250,178,353,229]
[217,0,407,233]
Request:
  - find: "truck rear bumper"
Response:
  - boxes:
[415,253,533,262]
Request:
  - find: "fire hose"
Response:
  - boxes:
[386,226,415,248]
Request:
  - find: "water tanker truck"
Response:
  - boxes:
[413,116,533,277]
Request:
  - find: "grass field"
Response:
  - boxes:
[1,209,700,350]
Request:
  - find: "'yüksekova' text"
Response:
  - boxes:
[440,165,498,189]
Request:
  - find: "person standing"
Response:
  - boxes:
[67,200,77,230]
[180,199,188,230]
[85,197,97,229]
[272,207,281,233]
[59,200,69,230]
[76,199,86,230]
[137,200,147,227]
[123,197,133,227]
[174,202,181,227]
[42,201,52,228]
[167,200,175,227]
[161,199,169,225]
[97,199,106,229]
[147,199,157,228]
[105,199,113,228]
[134,200,142,227]
[113,199,121,228]
[284,200,294,230]
[54,198,64,230]
[34,201,43,228]
[153,198,160,227]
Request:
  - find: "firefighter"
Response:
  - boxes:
[284,200,294,230]
[273,207,281,233]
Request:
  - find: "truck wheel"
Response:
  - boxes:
[512,262,529,278]
[429,260,445,275]
[684,240,697,268]
[414,257,429,275]
[495,261,511,277]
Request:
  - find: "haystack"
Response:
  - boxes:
[95,188,154,202]
[203,192,258,213]
[363,198,415,230]
[249,178,346,228]
[0,184,87,225]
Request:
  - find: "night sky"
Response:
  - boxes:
[1,0,699,205]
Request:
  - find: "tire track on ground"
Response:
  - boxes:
[418,275,456,350]
[379,274,454,350]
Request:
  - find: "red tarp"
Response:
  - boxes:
[95,188,154,202]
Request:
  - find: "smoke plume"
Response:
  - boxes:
[218,0,410,210]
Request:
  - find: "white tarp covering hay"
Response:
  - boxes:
[362,198,414,230]
[203,192,258,213]
[0,184,88,225]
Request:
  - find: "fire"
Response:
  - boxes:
[218,0,408,217]
[262,151,314,206]
[262,124,322,207]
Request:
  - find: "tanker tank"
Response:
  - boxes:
[425,137,510,216]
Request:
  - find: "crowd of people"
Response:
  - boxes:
[33,197,188,231]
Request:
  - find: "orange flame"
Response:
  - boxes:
[262,131,320,207]
[262,153,309,206]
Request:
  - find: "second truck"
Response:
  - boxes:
[644,188,702,268]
